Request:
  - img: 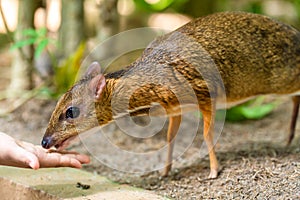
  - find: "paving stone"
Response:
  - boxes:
[0,166,167,200]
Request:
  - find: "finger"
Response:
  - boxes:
[55,153,90,168]
[47,149,90,164]
[78,154,90,164]
[14,140,40,169]
[40,152,82,168]
[59,155,83,168]
[33,147,89,168]
[66,153,90,164]
[10,145,40,169]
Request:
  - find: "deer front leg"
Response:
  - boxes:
[201,104,218,179]
[287,95,299,145]
[163,115,182,176]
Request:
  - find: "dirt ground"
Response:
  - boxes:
[0,96,299,199]
[0,49,299,199]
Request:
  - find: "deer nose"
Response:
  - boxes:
[41,136,54,149]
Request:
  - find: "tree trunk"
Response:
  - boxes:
[59,0,85,58]
[89,0,119,62]
[97,0,119,41]
[9,0,39,93]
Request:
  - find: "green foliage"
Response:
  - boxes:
[225,97,277,122]
[193,97,277,122]
[32,41,86,99]
[245,1,263,14]
[134,0,187,12]
[9,27,86,99]
[10,28,55,58]
[53,42,86,96]
[292,0,300,25]
[36,86,57,99]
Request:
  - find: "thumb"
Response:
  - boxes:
[13,145,40,169]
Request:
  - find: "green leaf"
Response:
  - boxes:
[21,28,38,37]
[240,103,275,119]
[225,106,247,121]
[225,97,277,122]
[134,0,175,11]
[37,86,57,99]
[36,28,47,37]
[10,38,36,50]
[54,42,86,94]
[150,0,174,10]
[34,39,49,58]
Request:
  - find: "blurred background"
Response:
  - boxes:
[0,0,299,117]
[0,2,299,198]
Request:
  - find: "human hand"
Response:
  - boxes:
[0,132,90,169]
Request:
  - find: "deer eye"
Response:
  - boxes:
[66,106,80,119]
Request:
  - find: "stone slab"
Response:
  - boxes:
[0,166,167,200]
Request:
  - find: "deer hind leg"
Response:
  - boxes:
[287,95,300,145]
[163,115,182,176]
[200,102,218,179]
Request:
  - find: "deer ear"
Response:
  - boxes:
[84,62,101,78]
[89,74,106,101]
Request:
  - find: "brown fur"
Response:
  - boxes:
[42,12,300,178]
